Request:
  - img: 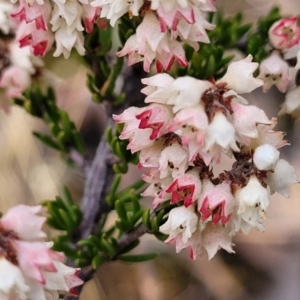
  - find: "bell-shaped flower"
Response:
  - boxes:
[198,180,234,226]
[236,176,270,231]
[201,223,235,260]
[266,159,299,197]
[52,19,85,59]
[0,257,29,299]
[167,77,212,112]
[174,6,214,50]
[165,169,202,207]
[279,86,300,118]
[157,4,195,32]
[0,205,83,299]
[249,118,288,150]
[0,205,46,240]
[135,103,173,140]
[268,17,300,50]
[11,0,51,30]
[253,143,280,171]
[91,0,143,27]
[141,73,175,102]
[204,111,239,153]
[167,104,208,145]
[258,51,290,92]
[158,142,189,179]
[217,55,263,94]
[231,100,271,144]
[117,11,187,72]
[138,139,164,169]
[159,205,199,244]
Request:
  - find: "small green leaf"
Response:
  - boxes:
[115,200,128,221]
[142,209,151,230]
[92,255,106,269]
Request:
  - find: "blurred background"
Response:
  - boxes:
[1,1,300,299]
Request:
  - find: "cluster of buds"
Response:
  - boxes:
[114,55,298,259]
[0,204,83,299]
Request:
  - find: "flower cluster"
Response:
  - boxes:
[114,55,298,259]
[116,0,216,72]
[258,17,300,117]
[5,0,215,71]
[0,205,83,299]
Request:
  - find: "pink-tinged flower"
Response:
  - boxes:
[258,51,290,92]
[0,205,46,240]
[204,111,239,153]
[0,66,31,98]
[236,176,270,231]
[82,4,100,33]
[127,128,154,153]
[218,55,263,94]
[159,205,199,244]
[231,100,271,144]
[17,22,54,56]
[279,86,300,118]
[138,139,164,169]
[167,104,208,145]
[269,17,300,50]
[253,144,279,171]
[117,11,187,72]
[249,118,288,150]
[174,7,214,50]
[198,180,234,226]
[158,142,189,178]
[135,104,173,140]
[165,169,202,207]
[266,159,299,198]
[201,223,234,260]
[11,0,51,30]
[0,205,83,299]
[113,106,141,140]
[174,221,234,260]
[188,139,221,165]
[157,4,195,32]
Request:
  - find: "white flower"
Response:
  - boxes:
[218,55,263,94]
[158,142,188,178]
[0,257,29,300]
[236,176,270,231]
[159,205,198,244]
[167,77,212,113]
[204,111,239,153]
[253,144,280,171]
[279,86,300,118]
[266,159,299,197]
[258,51,290,93]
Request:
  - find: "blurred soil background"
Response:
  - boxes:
[1,1,300,299]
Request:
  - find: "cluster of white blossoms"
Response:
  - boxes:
[258,16,300,117]
[3,0,215,71]
[114,55,299,259]
[0,205,83,299]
